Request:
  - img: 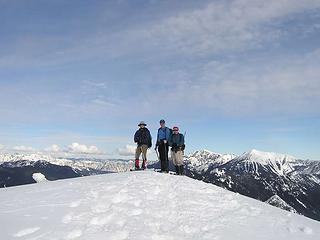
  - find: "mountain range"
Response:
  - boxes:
[1,149,320,222]
[183,149,320,222]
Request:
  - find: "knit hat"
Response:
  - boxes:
[173,126,179,131]
[138,121,147,126]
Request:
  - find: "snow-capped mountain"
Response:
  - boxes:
[0,153,133,172]
[0,171,319,240]
[184,149,320,222]
[0,153,134,188]
[2,149,320,223]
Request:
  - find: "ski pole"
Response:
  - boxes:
[155,146,160,161]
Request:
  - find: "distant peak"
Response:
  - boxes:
[245,149,296,161]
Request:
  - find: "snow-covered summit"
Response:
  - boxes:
[240,149,296,163]
[235,149,297,175]
[185,149,235,171]
[1,171,319,240]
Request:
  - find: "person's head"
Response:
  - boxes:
[173,126,179,134]
[138,121,147,128]
[160,119,165,128]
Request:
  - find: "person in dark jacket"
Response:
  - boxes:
[155,119,171,173]
[134,121,152,170]
[169,126,185,175]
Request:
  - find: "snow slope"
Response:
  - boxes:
[0,171,319,240]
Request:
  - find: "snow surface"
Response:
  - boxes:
[0,171,320,240]
[32,173,47,183]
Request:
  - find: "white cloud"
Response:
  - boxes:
[67,142,101,154]
[44,144,61,153]
[118,145,136,156]
[13,145,36,152]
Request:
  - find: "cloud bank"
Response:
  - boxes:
[118,145,136,156]
[67,142,102,154]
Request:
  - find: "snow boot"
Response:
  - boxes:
[142,160,147,170]
[135,159,140,170]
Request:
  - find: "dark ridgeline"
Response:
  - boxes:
[0,160,111,188]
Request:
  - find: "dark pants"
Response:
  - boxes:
[158,142,169,172]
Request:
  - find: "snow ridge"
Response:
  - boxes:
[0,171,319,240]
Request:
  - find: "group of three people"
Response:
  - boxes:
[134,119,185,175]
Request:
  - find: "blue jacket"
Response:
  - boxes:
[156,127,171,143]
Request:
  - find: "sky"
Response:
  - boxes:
[0,0,319,160]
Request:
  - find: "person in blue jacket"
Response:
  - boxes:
[155,119,171,173]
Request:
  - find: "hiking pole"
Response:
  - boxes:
[155,146,160,161]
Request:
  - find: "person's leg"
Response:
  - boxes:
[171,151,179,174]
[135,146,142,169]
[164,143,169,172]
[158,144,165,171]
[165,143,169,172]
[177,151,184,175]
[141,145,148,169]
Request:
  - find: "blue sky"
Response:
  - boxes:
[0,0,320,160]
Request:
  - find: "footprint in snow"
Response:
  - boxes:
[112,193,128,204]
[108,230,129,240]
[133,199,142,207]
[91,203,110,213]
[13,227,40,237]
[62,213,73,224]
[128,208,143,216]
[89,215,113,226]
[69,200,81,208]
[300,226,313,235]
[65,229,82,239]
[153,186,162,195]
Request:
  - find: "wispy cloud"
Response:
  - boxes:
[129,0,320,56]
[3,0,319,69]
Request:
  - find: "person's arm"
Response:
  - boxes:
[165,128,171,141]
[147,129,152,148]
[168,133,173,146]
[134,130,139,143]
[156,128,160,146]
[180,134,185,145]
